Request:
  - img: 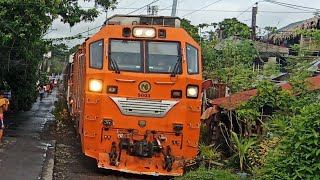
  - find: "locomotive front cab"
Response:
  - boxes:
[80,15,202,176]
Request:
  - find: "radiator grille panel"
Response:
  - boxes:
[110,97,179,117]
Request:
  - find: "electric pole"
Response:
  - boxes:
[171,0,178,17]
[251,2,258,40]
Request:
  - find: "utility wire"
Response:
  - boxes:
[44,0,317,42]
[127,0,159,15]
[264,0,320,11]
[157,0,186,13]
[236,1,266,18]
[53,0,159,40]
[181,0,223,17]
[264,0,315,12]
[94,7,312,13]
[124,0,140,8]
[236,4,255,18]
[138,7,147,15]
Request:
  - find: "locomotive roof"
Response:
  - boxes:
[103,14,181,28]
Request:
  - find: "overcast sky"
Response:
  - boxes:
[46,0,320,47]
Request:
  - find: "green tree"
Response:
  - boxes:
[258,102,320,180]
[49,43,77,74]
[204,39,259,93]
[181,18,201,43]
[0,0,117,110]
[215,18,251,39]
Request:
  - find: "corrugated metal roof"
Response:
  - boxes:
[211,75,320,110]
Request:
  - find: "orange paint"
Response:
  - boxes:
[68,15,202,176]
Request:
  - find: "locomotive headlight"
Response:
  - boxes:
[133,28,156,38]
[134,29,143,36]
[89,79,103,92]
[186,85,199,98]
[145,29,155,37]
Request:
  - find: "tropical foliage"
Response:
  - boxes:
[177,167,240,180]
[181,15,320,179]
[0,0,117,111]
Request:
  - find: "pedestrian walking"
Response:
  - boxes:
[46,83,50,96]
[49,82,53,93]
[0,91,9,144]
[37,84,45,102]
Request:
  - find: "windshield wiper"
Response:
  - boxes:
[170,56,181,77]
[110,57,120,74]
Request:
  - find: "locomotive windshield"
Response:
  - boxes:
[109,40,143,72]
[147,41,181,74]
[109,40,181,74]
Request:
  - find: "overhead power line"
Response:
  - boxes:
[94,7,312,14]
[137,7,148,14]
[127,0,159,15]
[182,0,223,17]
[236,1,265,19]
[264,0,317,12]
[264,0,320,11]
[124,0,140,8]
[237,4,255,18]
[157,0,186,14]
[54,0,159,41]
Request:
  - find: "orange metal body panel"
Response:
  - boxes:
[69,24,202,176]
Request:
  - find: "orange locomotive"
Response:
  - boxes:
[68,15,202,176]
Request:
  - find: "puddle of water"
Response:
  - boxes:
[7,134,19,138]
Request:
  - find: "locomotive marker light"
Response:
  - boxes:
[89,79,103,92]
[107,85,118,94]
[122,27,131,37]
[171,90,182,98]
[133,28,156,38]
[186,85,199,98]
[102,119,114,126]
[158,29,166,38]
[173,123,183,131]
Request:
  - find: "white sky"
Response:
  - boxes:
[46,0,320,47]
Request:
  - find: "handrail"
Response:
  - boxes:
[115,79,136,83]
[87,99,99,104]
[154,82,175,85]
[189,106,201,112]
[188,123,200,129]
[85,116,98,121]
[84,132,97,138]
[186,141,198,148]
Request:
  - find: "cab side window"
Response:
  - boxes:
[90,40,103,69]
[186,44,199,74]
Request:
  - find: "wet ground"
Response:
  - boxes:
[0,88,171,180]
[0,91,56,180]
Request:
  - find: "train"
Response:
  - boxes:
[66,15,202,176]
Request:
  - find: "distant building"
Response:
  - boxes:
[270,16,320,57]
[215,36,289,71]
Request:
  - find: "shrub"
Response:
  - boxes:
[176,167,240,180]
[247,136,280,168]
[199,144,222,169]
[53,94,70,128]
[258,102,320,179]
[230,132,255,171]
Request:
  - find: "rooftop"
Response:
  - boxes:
[104,14,181,28]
